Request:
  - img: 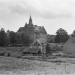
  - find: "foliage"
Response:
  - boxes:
[8,31,17,46]
[21,33,33,46]
[47,34,55,43]
[55,28,69,43]
[71,30,75,37]
[0,27,70,47]
[46,43,51,54]
[8,31,33,46]
[0,28,8,46]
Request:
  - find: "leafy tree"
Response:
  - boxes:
[55,28,69,43]
[0,28,8,46]
[71,30,75,37]
[21,33,33,46]
[9,31,17,46]
[15,33,22,44]
[47,34,55,43]
[46,43,51,56]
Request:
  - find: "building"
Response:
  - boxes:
[63,37,75,57]
[18,16,47,54]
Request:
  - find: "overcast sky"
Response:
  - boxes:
[0,0,75,34]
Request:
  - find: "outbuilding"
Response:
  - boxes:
[63,37,75,57]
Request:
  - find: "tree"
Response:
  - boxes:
[55,28,69,43]
[46,43,51,56]
[9,31,17,46]
[71,30,75,37]
[0,28,8,46]
[21,33,33,46]
[47,34,55,43]
[46,43,50,53]
[15,33,23,44]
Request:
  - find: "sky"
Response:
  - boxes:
[0,0,75,34]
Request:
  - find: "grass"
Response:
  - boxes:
[0,46,75,74]
[0,56,74,74]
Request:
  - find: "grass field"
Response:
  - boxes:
[0,56,74,75]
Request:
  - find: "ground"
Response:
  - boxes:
[0,56,75,75]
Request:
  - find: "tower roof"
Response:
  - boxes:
[29,16,33,25]
[29,16,32,21]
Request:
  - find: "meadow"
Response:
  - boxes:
[0,56,74,75]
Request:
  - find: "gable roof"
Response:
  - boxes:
[63,37,75,56]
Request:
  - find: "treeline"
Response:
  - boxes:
[0,27,75,47]
[47,28,75,43]
[0,28,33,47]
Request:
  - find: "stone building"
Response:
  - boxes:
[18,16,47,40]
[18,16,47,54]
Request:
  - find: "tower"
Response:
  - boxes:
[29,16,33,25]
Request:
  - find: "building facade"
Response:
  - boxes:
[18,16,47,54]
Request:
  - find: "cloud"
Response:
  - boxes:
[9,0,73,19]
[0,0,73,19]
[9,4,26,15]
[0,0,74,34]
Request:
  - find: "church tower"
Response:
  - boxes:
[29,16,33,25]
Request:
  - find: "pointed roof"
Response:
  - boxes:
[29,16,32,21]
[63,37,75,56]
[29,16,33,25]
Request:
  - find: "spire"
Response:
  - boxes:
[29,16,33,25]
